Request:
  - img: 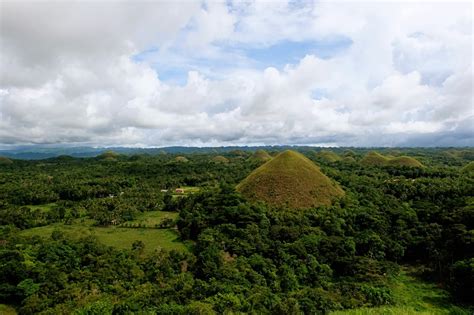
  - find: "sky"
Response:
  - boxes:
[0,0,472,148]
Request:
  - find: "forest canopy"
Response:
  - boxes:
[0,148,472,314]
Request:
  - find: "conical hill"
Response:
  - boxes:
[0,156,13,165]
[361,152,423,168]
[236,150,344,209]
[212,155,229,164]
[316,150,342,162]
[249,150,272,162]
[387,156,423,167]
[360,151,389,166]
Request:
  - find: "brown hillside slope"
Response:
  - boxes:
[237,150,344,209]
[212,155,230,163]
[0,156,13,165]
[316,150,342,162]
[361,151,389,166]
[387,156,423,168]
[249,150,272,162]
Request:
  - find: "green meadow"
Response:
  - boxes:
[0,304,17,315]
[20,223,187,253]
[25,203,56,212]
[120,210,178,228]
[331,267,470,315]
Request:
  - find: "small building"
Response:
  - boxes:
[160,189,168,193]
[175,188,185,194]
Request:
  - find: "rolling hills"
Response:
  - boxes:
[361,151,423,167]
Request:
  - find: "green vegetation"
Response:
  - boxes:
[0,304,17,315]
[461,161,474,173]
[0,148,472,313]
[343,156,356,163]
[237,150,344,208]
[120,210,178,228]
[229,149,248,157]
[20,223,186,253]
[97,150,120,161]
[361,151,423,168]
[0,156,13,165]
[442,149,474,160]
[174,186,200,194]
[331,267,469,314]
[175,156,189,162]
[316,150,342,162]
[24,203,56,213]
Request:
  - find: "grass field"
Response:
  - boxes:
[0,304,17,315]
[331,267,471,315]
[25,203,56,212]
[20,223,187,253]
[120,211,178,228]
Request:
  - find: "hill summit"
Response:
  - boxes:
[97,150,120,161]
[212,155,229,164]
[361,151,389,166]
[237,150,344,209]
[387,156,423,167]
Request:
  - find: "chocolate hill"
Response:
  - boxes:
[237,150,344,209]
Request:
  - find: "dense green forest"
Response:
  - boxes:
[0,148,472,314]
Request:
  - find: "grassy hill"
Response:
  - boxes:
[316,150,342,162]
[97,150,120,161]
[237,150,344,208]
[0,156,13,165]
[361,152,423,168]
[361,151,390,166]
[343,149,357,158]
[249,149,272,162]
[211,155,229,164]
[175,156,189,162]
[343,156,356,163]
[388,156,424,168]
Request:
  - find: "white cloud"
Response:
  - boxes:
[0,0,472,147]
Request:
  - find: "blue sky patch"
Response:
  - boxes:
[241,37,352,68]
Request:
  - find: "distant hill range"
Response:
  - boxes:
[0,145,301,160]
[0,145,472,160]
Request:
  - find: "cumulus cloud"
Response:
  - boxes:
[0,0,472,147]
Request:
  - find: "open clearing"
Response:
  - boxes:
[120,211,178,228]
[331,266,470,315]
[25,203,56,212]
[20,223,187,253]
[0,304,17,315]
